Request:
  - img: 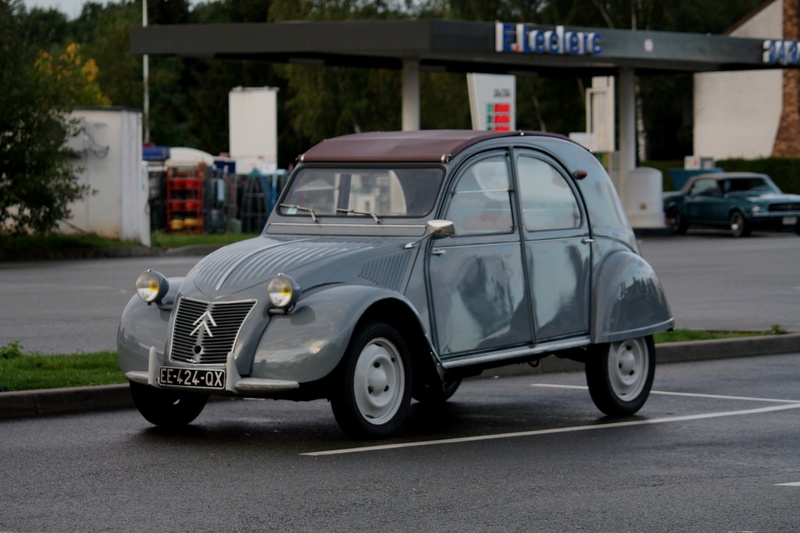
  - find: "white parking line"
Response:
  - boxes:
[776,482,800,486]
[531,383,800,404]
[302,402,800,457]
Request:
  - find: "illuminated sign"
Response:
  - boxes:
[467,74,515,132]
[495,22,603,56]
[488,103,511,132]
[762,39,800,65]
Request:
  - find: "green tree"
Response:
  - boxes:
[0,0,91,234]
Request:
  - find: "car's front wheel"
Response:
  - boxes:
[331,322,412,438]
[729,210,751,237]
[129,381,208,427]
[585,336,655,417]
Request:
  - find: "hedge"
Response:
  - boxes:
[642,158,800,193]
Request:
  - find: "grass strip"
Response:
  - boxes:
[0,345,126,392]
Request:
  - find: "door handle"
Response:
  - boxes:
[581,238,595,245]
[431,248,446,256]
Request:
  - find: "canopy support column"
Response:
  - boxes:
[402,59,420,131]
[617,67,637,200]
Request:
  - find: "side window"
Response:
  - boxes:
[517,156,581,231]
[446,155,513,235]
[690,179,719,196]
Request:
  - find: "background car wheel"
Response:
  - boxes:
[129,381,208,427]
[666,207,688,235]
[331,322,412,438]
[585,336,655,417]
[413,377,462,404]
[729,211,751,237]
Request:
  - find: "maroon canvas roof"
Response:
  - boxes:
[298,130,564,163]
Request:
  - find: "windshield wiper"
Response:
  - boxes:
[336,208,381,224]
[280,203,318,223]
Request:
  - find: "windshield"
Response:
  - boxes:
[721,177,779,194]
[279,167,444,219]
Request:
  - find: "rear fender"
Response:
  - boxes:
[591,252,673,343]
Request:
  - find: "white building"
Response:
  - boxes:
[694,0,799,159]
[62,107,151,246]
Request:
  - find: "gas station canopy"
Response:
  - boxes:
[130,19,791,75]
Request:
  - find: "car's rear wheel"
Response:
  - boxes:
[666,206,688,235]
[129,381,208,427]
[331,322,412,438]
[585,336,655,417]
[729,210,751,237]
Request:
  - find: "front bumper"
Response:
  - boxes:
[125,347,300,396]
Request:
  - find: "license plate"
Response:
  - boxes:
[782,216,797,225]
[158,367,225,390]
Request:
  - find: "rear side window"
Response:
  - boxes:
[517,156,581,231]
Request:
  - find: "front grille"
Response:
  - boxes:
[769,203,800,212]
[170,297,256,365]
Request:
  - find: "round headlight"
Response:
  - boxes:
[267,274,301,308]
[752,205,762,213]
[135,270,168,304]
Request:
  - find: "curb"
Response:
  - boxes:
[1,334,798,421]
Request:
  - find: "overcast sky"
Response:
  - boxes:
[23,0,92,19]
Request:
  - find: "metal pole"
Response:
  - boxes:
[143,0,150,144]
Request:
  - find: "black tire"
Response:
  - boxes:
[331,322,412,438]
[585,336,655,417]
[413,378,462,404]
[729,210,751,237]
[666,206,688,235]
[794,223,800,236]
[129,381,208,427]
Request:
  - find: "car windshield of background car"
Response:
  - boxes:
[280,167,443,219]
[722,177,779,194]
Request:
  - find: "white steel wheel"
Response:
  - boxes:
[607,338,649,400]
[331,322,412,438]
[585,336,655,417]
[353,337,406,425]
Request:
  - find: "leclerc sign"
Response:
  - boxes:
[762,39,800,65]
[495,22,603,56]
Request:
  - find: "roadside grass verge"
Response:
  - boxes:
[0,231,257,260]
[0,327,788,393]
[150,231,257,248]
[0,342,125,392]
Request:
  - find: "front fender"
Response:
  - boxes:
[250,285,425,383]
[117,277,184,373]
[591,252,673,343]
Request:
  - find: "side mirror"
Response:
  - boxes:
[404,220,455,249]
[426,219,455,238]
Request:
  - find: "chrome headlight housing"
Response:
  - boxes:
[267,274,301,309]
[135,270,169,304]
